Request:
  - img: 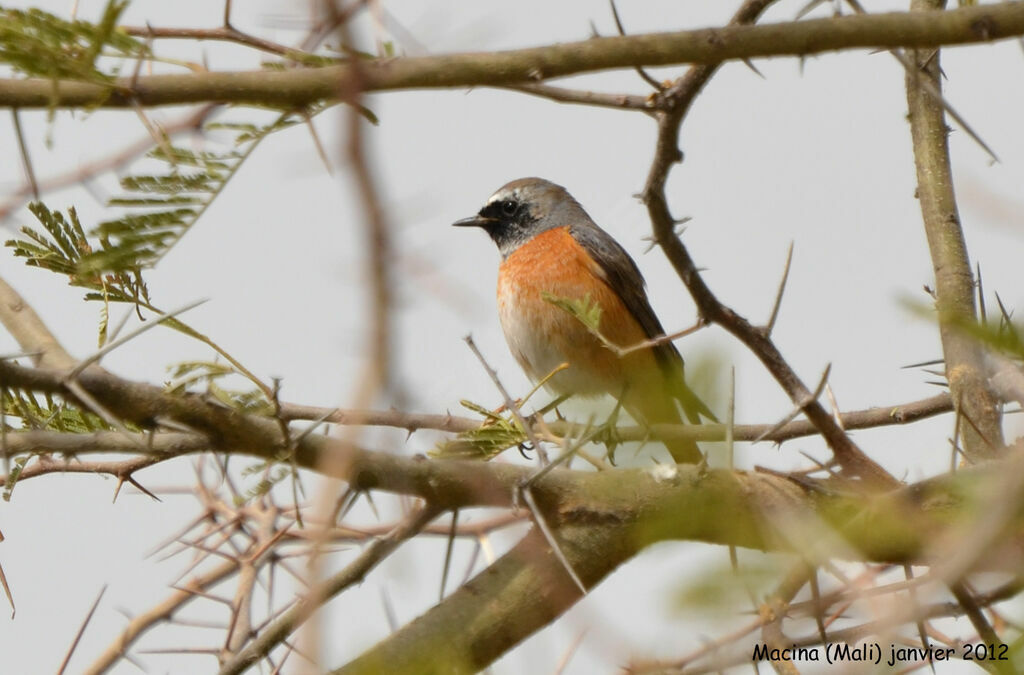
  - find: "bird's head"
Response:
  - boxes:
[453,177,587,258]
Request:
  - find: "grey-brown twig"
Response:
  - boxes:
[218,503,441,675]
[905,0,1004,461]
[279,392,953,444]
[2,4,1023,109]
[83,558,239,675]
[121,25,299,58]
[640,0,898,489]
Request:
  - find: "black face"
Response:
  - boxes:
[479,197,524,225]
[453,196,536,256]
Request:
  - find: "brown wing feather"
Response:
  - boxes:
[569,223,716,423]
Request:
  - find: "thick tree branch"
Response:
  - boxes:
[1,358,1021,566]
[906,0,1004,460]
[0,4,1021,108]
[0,346,1009,673]
[335,452,1024,674]
[4,355,1024,674]
[333,524,624,675]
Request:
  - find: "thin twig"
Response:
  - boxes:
[608,0,663,90]
[845,0,998,162]
[439,509,458,602]
[765,242,794,336]
[217,503,441,675]
[121,24,300,58]
[278,391,955,444]
[502,83,654,111]
[57,586,106,675]
[83,559,238,675]
[10,109,38,201]
[464,335,547,463]
[68,299,208,379]
[753,364,832,443]
[519,486,586,594]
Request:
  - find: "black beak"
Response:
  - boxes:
[452,215,496,229]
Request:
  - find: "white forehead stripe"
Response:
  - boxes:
[487,188,519,205]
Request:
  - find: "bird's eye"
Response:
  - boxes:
[500,200,518,216]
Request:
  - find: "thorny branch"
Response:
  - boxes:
[1,0,1022,672]
[77,471,252,671]
[218,503,441,675]
[281,391,956,446]
[905,0,1004,461]
[0,391,956,490]
[3,357,1023,561]
[639,0,898,489]
[121,25,301,59]
[1,4,1023,108]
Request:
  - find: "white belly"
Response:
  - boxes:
[497,289,611,397]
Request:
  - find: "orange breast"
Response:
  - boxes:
[496,227,660,399]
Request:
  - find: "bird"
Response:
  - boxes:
[453,177,715,463]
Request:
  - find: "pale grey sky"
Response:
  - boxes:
[1,1,1022,672]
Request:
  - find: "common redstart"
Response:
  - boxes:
[454,177,715,463]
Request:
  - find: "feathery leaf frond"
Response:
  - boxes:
[0,1,141,83]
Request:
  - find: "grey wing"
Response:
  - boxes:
[569,223,716,423]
